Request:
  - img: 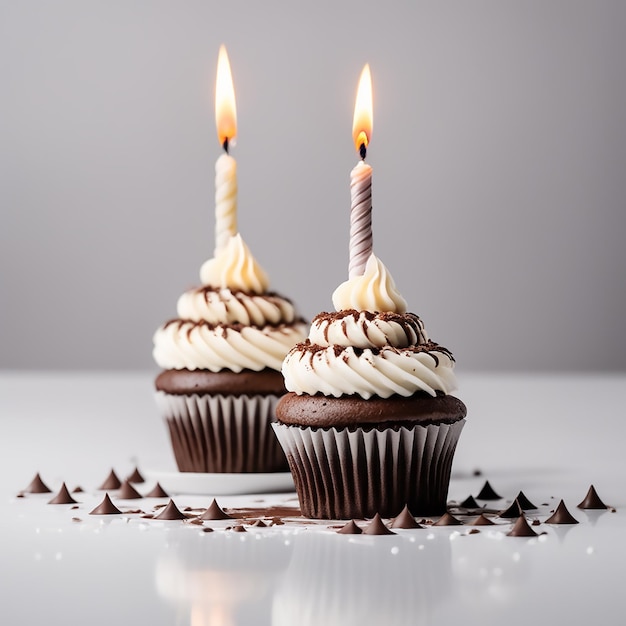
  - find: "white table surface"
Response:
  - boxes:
[1,371,625,625]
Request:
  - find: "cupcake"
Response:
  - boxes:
[153,233,307,473]
[273,253,466,518]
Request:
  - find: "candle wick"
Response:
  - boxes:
[359,143,367,160]
[222,137,230,154]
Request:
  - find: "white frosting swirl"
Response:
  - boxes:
[282,345,457,399]
[332,254,407,313]
[177,288,297,327]
[200,234,269,295]
[154,321,308,372]
[308,311,427,349]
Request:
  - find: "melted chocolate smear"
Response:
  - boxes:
[507,515,539,537]
[476,480,502,500]
[90,493,122,515]
[546,500,579,524]
[72,517,82,523]
[24,473,52,494]
[122,509,144,515]
[145,482,169,498]
[459,495,480,509]
[187,518,204,526]
[433,512,463,527]
[222,505,301,520]
[154,499,188,521]
[577,485,608,510]
[516,491,538,510]
[98,469,122,491]
[127,467,145,484]
[118,480,142,499]
[391,505,423,529]
[337,520,363,535]
[471,514,495,526]
[363,514,396,535]
[232,525,247,533]
[48,483,78,505]
[199,499,233,521]
[498,500,523,519]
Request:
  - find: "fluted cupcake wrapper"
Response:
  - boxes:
[273,420,465,519]
[156,391,288,473]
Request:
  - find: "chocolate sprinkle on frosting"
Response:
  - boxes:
[515,491,538,510]
[507,514,539,537]
[24,473,52,494]
[545,500,579,524]
[97,469,122,491]
[337,520,363,535]
[471,514,496,526]
[154,499,188,520]
[199,498,233,521]
[118,480,142,500]
[145,482,169,498]
[498,500,523,519]
[476,481,502,500]
[577,485,608,510]
[391,505,423,529]
[363,514,396,535]
[90,493,122,515]
[48,483,78,505]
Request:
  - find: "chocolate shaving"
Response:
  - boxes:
[507,514,539,537]
[545,500,579,524]
[48,483,78,505]
[199,498,233,520]
[363,514,396,535]
[154,499,188,520]
[433,512,463,526]
[24,473,52,494]
[476,481,502,500]
[336,520,363,535]
[97,469,122,491]
[90,493,122,515]
[391,505,423,529]
[118,480,142,499]
[577,485,608,510]
[144,482,169,498]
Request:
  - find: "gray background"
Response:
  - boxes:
[1,0,625,372]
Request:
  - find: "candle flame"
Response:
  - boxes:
[352,64,373,155]
[215,45,237,148]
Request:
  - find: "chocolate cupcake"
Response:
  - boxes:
[153,233,307,473]
[273,254,466,518]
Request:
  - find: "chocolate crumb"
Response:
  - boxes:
[337,520,362,535]
[532,519,541,526]
[577,485,608,510]
[73,486,84,493]
[118,480,142,500]
[187,518,204,526]
[433,512,463,527]
[145,482,169,498]
[48,483,78,505]
[90,493,122,515]
[473,468,483,477]
[391,505,423,529]
[154,499,188,521]
[468,529,481,535]
[545,500,579,524]
[72,517,82,523]
[24,473,52,494]
[507,515,538,537]
[199,499,233,521]
[271,517,284,526]
[70,505,79,510]
[232,525,247,533]
[16,493,25,498]
[515,491,538,510]
[202,527,214,533]
[97,469,122,491]
[363,513,396,535]
[476,480,502,500]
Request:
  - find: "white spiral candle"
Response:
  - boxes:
[214,152,238,255]
[349,160,373,278]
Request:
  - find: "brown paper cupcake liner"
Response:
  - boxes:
[156,391,288,473]
[273,420,465,519]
